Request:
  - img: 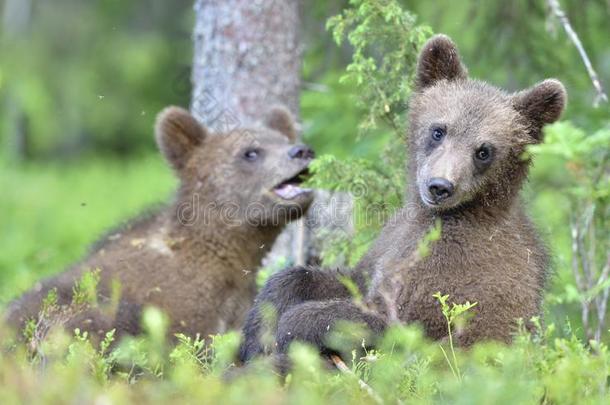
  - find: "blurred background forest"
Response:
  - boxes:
[1,0,609,345]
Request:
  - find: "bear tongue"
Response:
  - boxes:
[274,184,311,200]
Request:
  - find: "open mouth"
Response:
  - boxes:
[273,167,313,200]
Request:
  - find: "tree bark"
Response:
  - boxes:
[191,0,301,128]
[190,0,308,265]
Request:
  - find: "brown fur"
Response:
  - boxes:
[360,35,566,345]
[5,106,315,340]
[239,34,566,362]
[362,35,565,344]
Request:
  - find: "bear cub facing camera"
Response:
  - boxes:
[239,34,566,363]
[5,106,315,341]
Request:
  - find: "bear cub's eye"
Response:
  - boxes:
[243,149,260,161]
[475,144,493,161]
[431,127,445,142]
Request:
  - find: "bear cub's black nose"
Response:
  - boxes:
[428,178,454,202]
[288,145,315,160]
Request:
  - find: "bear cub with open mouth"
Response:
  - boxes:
[6,106,315,341]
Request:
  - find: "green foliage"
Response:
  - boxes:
[416,218,441,258]
[22,270,107,362]
[72,269,101,307]
[67,328,116,384]
[170,333,209,370]
[433,292,478,382]
[305,150,405,265]
[327,0,431,132]
[530,122,610,201]
[113,308,170,380]
[304,0,432,266]
[529,121,610,341]
[433,293,478,327]
[2,316,610,404]
[301,73,392,161]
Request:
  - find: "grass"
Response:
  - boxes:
[1,313,609,404]
[0,154,176,304]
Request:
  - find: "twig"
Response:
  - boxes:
[546,0,608,106]
[571,215,591,339]
[595,255,610,341]
[577,206,596,294]
[570,217,584,292]
[330,354,385,405]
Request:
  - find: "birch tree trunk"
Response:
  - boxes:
[190,0,309,265]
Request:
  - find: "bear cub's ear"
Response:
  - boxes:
[416,34,468,91]
[513,79,567,141]
[155,106,207,171]
[264,106,298,143]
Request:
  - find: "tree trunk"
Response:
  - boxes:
[190,0,308,265]
[191,0,301,128]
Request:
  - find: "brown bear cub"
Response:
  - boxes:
[239,34,566,363]
[5,106,315,340]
